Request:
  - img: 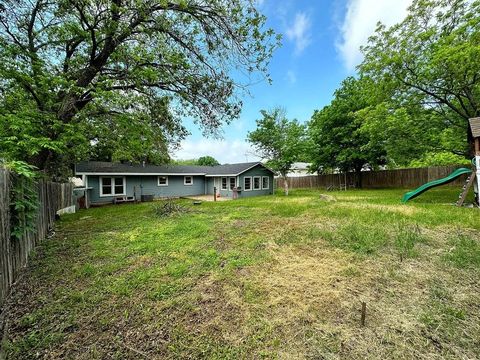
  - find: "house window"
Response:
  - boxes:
[114,177,124,194]
[262,176,269,190]
[244,176,252,191]
[229,177,236,190]
[101,177,112,195]
[158,176,168,186]
[221,177,228,190]
[100,177,125,197]
[184,176,193,185]
[253,176,261,190]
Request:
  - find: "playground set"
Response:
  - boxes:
[402,117,480,206]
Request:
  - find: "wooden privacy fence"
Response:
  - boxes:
[0,168,74,309]
[276,165,471,190]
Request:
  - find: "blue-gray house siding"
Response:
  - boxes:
[86,175,205,203]
[205,164,274,199]
[238,165,274,197]
[76,161,275,205]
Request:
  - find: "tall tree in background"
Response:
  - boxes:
[196,156,220,166]
[247,107,307,195]
[355,100,468,167]
[360,0,480,158]
[0,0,278,179]
[308,77,386,187]
[172,156,220,166]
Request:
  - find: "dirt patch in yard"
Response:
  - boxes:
[232,240,480,359]
[335,202,425,216]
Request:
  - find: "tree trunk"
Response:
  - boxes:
[283,175,289,196]
[355,166,363,188]
[468,122,475,158]
[29,149,52,172]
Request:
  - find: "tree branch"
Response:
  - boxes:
[0,17,26,50]
[398,75,469,120]
[72,2,97,63]
[27,0,42,53]
[63,37,83,73]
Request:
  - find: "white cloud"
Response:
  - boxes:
[286,12,312,55]
[172,138,261,164]
[337,0,412,71]
[286,70,297,84]
[233,120,244,131]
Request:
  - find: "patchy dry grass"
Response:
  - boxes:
[2,188,480,359]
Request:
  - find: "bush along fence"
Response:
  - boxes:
[0,167,74,310]
[275,165,471,190]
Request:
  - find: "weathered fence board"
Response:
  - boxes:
[276,165,470,190]
[0,169,10,314]
[0,168,74,308]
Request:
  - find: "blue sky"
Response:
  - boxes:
[173,0,412,163]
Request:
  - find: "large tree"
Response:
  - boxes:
[247,107,307,195]
[0,0,278,179]
[308,77,386,186]
[196,156,220,166]
[360,0,480,157]
[355,100,468,167]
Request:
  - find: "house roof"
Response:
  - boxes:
[291,162,311,170]
[469,117,480,138]
[75,161,272,176]
[205,162,269,176]
[75,161,209,175]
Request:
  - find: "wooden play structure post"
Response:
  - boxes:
[469,118,480,206]
[403,121,480,205]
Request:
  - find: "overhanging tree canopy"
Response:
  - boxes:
[0,0,278,178]
[360,0,480,155]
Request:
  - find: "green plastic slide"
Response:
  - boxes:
[402,167,472,203]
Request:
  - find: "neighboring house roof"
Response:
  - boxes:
[75,161,273,176]
[291,162,311,170]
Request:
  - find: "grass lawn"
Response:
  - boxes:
[2,188,480,359]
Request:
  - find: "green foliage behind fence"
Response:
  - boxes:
[0,168,74,310]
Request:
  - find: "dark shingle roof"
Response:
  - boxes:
[75,161,272,176]
[206,162,265,175]
[75,161,209,174]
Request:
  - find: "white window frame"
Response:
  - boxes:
[184,176,193,186]
[244,176,252,191]
[221,177,228,190]
[229,177,236,190]
[157,176,168,186]
[99,176,126,197]
[262,176,270,190]
[253,176,261,190]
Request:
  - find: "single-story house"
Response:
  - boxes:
[283,162,312,177]
[74,161,275,207]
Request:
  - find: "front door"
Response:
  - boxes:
[214,177,221,195]
[229,177,236,192]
